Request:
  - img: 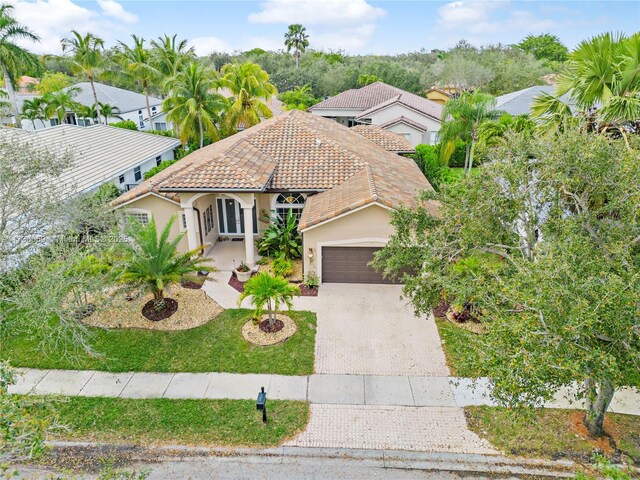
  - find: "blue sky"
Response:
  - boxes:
[12,0,640,55]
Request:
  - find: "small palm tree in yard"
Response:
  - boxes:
[120,215,214,320]
[238,272,300,332]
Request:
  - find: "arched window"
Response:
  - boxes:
[274,193,305,222]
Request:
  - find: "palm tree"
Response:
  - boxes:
[150,34,195,82]
[42,87,81,124]
[116,35,161,125]
[477,113,534,147]
[237,272,300,331]
[97,102,123,124]
[531,32,640,143]
[163,62,226,148]
[220,62,277,131]
[284,24,309,68]
[21,97,48,129]
[0,4,40,125]
[120,215,214,313]
[75,103,97,126]
[439,91,498,175]
[61,31,105,121]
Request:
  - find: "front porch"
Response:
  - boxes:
[206,239,261,272]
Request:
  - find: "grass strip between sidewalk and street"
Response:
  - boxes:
[0,309,316,376]
[44,396,309,447]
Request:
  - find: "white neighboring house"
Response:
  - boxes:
[310,81,443,146]
[5,82,170,132]
[0,124,181,194]
[494,85,576,116]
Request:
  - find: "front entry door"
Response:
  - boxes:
[217,198,258,235]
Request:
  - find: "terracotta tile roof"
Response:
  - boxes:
[311,81,407,110]
[378,116,429,132]
[355,91,443,121]
[350,125,415,153]
[113,110,436,226]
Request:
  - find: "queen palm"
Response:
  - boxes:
[61,31,105,120]
[439,91,498,175]
[220,62,276,131]
[284,24,309,68]
[163,62,226,148]
[151,34,195,81]
[237,272,300,331]
[0,4,40,125]
[116,35,161,125]
[21,97,48,129]
[120,215,214,313]
[97,102,123,124]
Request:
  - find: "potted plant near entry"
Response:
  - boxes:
[234,261,252,282]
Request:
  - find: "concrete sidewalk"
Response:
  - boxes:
[9,368,640,415]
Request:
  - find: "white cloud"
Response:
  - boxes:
[248,0,385,25]
[97,0,137,24]
[9,0,138,54]
[437,0,506,29]
[187,36,233,56]
[313,24,376,52]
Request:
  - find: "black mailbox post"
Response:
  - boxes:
[256,386,267,423]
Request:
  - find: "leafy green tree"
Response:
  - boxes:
[0,3,40,124]
[36,71,72,95]
[531,32,640,142]
[439,91,498,175]
[357,73,379,86]
[279,84,318,110]
[163,61,226,148]
[237,272,300,330]
[21,96,48,129]
[109,119,137,130]
[61,31,105,120]
[151,34,195,80]
[116,35,161,124]
[518,33,568,63]
[284,24,309,68]
[374,129,640,438]
[120,215,214,311]
[220,62,277,131]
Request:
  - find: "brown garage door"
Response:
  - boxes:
[322,246,398,284]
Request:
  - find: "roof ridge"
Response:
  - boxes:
[365,163,378,201]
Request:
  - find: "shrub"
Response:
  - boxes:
[303,272,319,288]
[447,140,468,168]
[144,160,177,180]
[109,120,138,131]
[257,210,302,260]
[271,254,294,278]
[414,143,448,190]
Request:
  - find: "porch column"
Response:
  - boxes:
[242,205,255,267]
[183,206,199,252]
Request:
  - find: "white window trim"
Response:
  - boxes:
[125,207,152,226]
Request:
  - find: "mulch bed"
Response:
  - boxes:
[141,298,178,321]
[259,319,284,333]
[229,272,318,296]
[180,281,203,289]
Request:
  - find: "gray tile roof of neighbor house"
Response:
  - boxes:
[0,124,180,194]
[495,85,575,116]
[64,82,163,113]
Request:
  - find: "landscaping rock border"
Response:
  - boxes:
[242,313,297,346]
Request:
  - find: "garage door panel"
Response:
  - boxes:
[322,246,398,284]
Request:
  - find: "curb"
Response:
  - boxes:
[50,441,578,478]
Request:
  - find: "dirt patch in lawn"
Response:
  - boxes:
[141,297,178,321]
[242,314,297,346]
[83,285,223,331]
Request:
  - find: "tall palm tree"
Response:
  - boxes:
[163,62,226,148]
[75,103,97,126]
[43,87,81,124]
[284,24,309,68]
[237,272,300,331]
[120,215,214,313]
[21,97,48,129]
[150,34,195,82]
[220,62,277,131]
[439,91,498,175]
[531,32,640,143]
[61,31,105,120]
[116,35,161,125]
[0,4,40,125]
[97,102,123,124]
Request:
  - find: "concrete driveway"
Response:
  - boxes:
[313,284,450,376]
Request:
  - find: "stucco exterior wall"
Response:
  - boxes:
[364,104,441,146]
[301,204,394,281]
[385,122,429,147]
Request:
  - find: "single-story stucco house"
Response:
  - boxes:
[113,110,436,284]
[310,81,443,147]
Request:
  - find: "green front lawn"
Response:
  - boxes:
[47,396,309,447]
[1,309,316,375]
[466,406,640,463]
[435,318,484,377]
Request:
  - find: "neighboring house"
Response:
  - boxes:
[112,110,434,284]
[310,81,443,147]
[0,124,180,194]
[494,85,574,116]
[425,85,460,105]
